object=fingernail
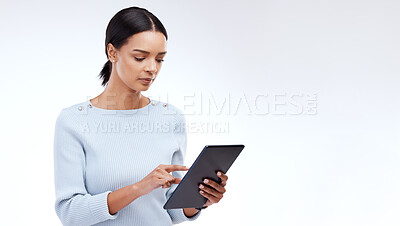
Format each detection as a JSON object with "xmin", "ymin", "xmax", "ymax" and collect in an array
[
  {"xmin": 217, "ymin": 172, "xmax": 222, "ymax": 176},
  {"xmin": 200, "ymin": 191, "xmax": 204, "ymax": 194},
  {"xmin": 204, "ymin": 179, "xmax": 209, "ymax": 183},
  {"xmin": 199, "ymin": 184, "xmax": 204, "ymax": 189}
]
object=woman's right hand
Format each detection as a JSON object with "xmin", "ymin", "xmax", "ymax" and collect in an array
[{"xmin": 136, "ymin": 164, "xmax": 189, "ymax": 196}]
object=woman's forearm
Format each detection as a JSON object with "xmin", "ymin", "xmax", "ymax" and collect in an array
[
  {"xmin": 107, "ymin": 183, "xmax": 201, "ymax": 217},
  {"xmin": 183, "ymin": 208, "xmax": 200, "ymax": 218},
  {"xmin": 107, "ymin": 184, "xmax": 143, "ymax": 215}
]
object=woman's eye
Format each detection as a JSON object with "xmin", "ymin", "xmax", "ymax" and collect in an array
[
  {"xmin": 134, "ymin": 57, "xmax": 145, "ymax": 61},
  {"xmin": 134, "ymin": 57, "xmax": 164, "ymax": 63}
]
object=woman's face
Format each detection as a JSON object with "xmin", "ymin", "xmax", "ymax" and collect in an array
[{"xmin": 108, "ymin": 31, "xmax": 167, "ymax": 91}]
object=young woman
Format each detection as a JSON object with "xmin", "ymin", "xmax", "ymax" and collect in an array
[{"xmin": 53, "ymin": 6, "xmax": 228, "ymax": 226}]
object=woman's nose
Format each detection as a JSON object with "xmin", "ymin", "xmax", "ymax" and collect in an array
[{"xmin": 145, "ymin": 60, "xmax": 157, "ymax": 74}]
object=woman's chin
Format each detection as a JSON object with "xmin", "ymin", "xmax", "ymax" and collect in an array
[{"xmin": 132, "ymin": 84, "xmax": 151, "ymax": 92}]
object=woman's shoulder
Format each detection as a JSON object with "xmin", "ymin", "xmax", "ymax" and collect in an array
[
  {"xmin": 150, "ymin": 98, "xmax": 186, "ymax": 123},
  {"xmin": 150, "ymin": 99, "xmax": 183, "ymax": 114},
  {"xmin": 55, "ymin": 100, "xmax": 91, "ymax": 126},
  {"xmin": 62, "ymin": 100, "xmax": 90, "ymax": 112}
]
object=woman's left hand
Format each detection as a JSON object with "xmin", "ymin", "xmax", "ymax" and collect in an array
[{"xmin": 198, "ymin": 171, "xmax": 228, "ymax": 207}]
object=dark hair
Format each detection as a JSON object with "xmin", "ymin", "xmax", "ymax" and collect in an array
[{"xmin": 98, "ymin": 6, "xmax": 168, "ymax": 87}]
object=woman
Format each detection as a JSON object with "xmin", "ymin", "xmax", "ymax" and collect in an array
[{"xmin": 53, "ymin": 6, "xmax": 228, "ymax": 226}]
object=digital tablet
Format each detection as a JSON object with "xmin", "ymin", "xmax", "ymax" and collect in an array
[{"xmin": 163, "ymin": 144, "xmax": 245, "ymax": 209}]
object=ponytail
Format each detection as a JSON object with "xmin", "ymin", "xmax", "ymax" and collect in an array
[{"xmin": 99, "ymin": 60, "xmax": 112, "ymax": 87}]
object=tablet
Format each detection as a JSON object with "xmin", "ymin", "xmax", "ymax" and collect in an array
[{"xmin": 163, "ymin": 144, "xmax": 245, "ymax": 209}]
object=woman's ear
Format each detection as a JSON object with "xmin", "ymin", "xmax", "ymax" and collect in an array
[{"xmin": 107, "ymin": 43, "xmax": 117, "ymax": 62}]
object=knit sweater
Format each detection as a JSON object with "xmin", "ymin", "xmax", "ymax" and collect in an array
[{"xmin": 53, "ymin": 97, "xmax": 202, "ymax": 226}]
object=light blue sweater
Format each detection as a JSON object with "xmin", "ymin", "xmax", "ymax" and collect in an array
[{"xmin": 53, "ymin": 98, "xmax": 202, "ymax": 225}]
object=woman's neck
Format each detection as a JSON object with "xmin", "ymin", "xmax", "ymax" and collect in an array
[{"xmin": 90, "ymin": 91, "xmax": 149, "ymax": 110}]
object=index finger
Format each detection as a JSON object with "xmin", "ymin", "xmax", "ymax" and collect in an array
[
  {"xmin": 162, "ymin": 164, "xmax": 190, "ymax": 173},
  {"xmin": 217, "ymin": 171, "xmax": 228, "ymax": 181}
]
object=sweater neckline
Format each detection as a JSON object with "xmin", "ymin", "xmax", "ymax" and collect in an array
[{"xmin": 87, "ymin": 97, "xmax": 153, "ymax": 116}]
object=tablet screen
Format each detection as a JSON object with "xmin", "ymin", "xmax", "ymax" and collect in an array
[{"xmin": 164, "ymin": 144, "xmax": 244, "ymax": 209}]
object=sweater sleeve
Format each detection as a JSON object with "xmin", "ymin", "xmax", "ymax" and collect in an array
[
  {"xmin": 53, "ymin": 108, "xmax": 119, "ymax": 226},
  {"xmin": 166, "ymin": 109, "xmax": 202, "ymax": 224}
]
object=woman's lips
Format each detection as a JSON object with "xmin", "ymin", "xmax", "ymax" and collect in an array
[{"xmin": 139, "ymin": 78, "xmax": 152, "ymax": 85}]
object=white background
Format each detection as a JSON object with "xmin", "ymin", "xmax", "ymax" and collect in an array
[{"xmin": 1, "ymin": 0, "xmax": 399, "ymax": 225}]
